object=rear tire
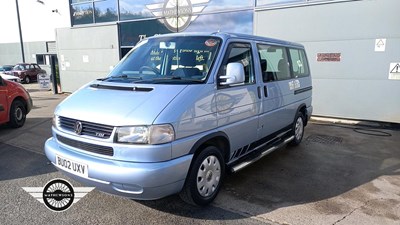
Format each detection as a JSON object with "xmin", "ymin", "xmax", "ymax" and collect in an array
[
  {"xmin": 8, "ymin": 100, "xmax": 27, "ymax": 128},
  {"xmin": 24, "ymin": 76, "xmax": 30, "ymax": 84},
  {"xmin": 179, "ymin": 146, "xmax": 225, "ymax": 206},
  {"xmin": 290, "ymin": 112, "xmax": 305, "ymax": 146}
]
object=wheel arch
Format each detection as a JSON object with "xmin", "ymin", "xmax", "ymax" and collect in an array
[
  {"xmin": 11, "ymin": 96, "xmax": 27, "ymax": 111},
  {"xmin": 295, "ymin": 103, "xmax": 308, "ymax": 126},
  {"xmin": 189, "ymin": 131, "xmax": 231, "ymax": 164}
]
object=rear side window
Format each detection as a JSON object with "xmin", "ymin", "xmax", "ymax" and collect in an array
[
  {"xmin": 257, "ymin": 44, "xmax": 291, "ymax": 82},
  {"xmin": 289, "ymin": 48, "xmax": 309, "ymax": 78}
]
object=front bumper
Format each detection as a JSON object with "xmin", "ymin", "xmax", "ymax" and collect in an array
[
  {"xmin": 44, "ymin": 137, "xmax": 193, "ymax": 200},
  {"xmin": 26, "ymin": 95, "xmax": 33, "ymax": 114}
]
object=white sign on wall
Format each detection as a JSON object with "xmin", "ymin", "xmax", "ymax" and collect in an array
[
  {"xmin": 61, "ymin": 62, "xmax": 66, "ymax": 71},
  {"xmin": 375, "ymin": 38, "xmax": 386, "ymax": 52},
  {"xmin": 83, "ymin": 55, "xmax": 89, "ymax": 63},
  {"xmin": 389, "ymin": 63, "xmax": 400, "ymax": 80}
]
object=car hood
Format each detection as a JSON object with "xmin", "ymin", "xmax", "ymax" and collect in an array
[
  {"xmin": 55, "ymin": 81, "xmax": 188, "ymax": 126},
  {"xmin": 1, "ymin": 73, "xmax": 19, "ymax": 80}
]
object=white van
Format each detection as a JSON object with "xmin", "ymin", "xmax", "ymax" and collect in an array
[{"xmin": 45, "ymin": 32, "xmax": 312, "ymax": 205}]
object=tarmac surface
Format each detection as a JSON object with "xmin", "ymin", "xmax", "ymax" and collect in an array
[{"xmin": 0, "ymin": 83, "xmax": 399, "ymax": 225}]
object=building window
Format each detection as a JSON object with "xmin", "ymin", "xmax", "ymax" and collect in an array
[
  {"xmin": 94, "ymin": 0, "xmax": 118, "ymax": 23},
  {"xmin": 36, "ymin": 54, "xmax": 53, "ymax": 66},
  {"xmin": 119, "ymin": 0, "xmax": 153, "ymax": 21},
  {"xmin": 36, "ymin": 55, "xmax": 45, "ymax": 65},
  {"xmin": 72, "ymin": 3, "xmax": 94, "ymax": 25},
  {"xmin": 256, "ymin": 0, "xmax": 303, "ymax": 7},
  {"xmin": 71, "ymin": 0, "xmax": 117, "ymax": 25},
  {"xmin": 256, "ymin": 0, "xmax": 341, "ymax": 7}
]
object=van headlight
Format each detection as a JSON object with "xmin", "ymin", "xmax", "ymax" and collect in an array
[
  {"xmin": 116, "ymin": 124, "xmax": 175, "ymax": 145},
  {"xmin": 52, "ymin": 114, "xmax": 59, "ymax": 129}
]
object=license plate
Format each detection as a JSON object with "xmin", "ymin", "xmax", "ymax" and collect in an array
[{"xmin": 56, "ymin": 155, "xmax": 88, "ymax": 178}]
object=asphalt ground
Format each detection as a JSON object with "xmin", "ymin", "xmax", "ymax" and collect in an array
[{"xmin": 0, "ymin": 83, "xmax": 399, "ymax": 225}]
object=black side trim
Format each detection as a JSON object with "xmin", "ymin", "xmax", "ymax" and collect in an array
[
  {"xmin": 294, "ymin": 86, "xmax": 312, "ymax": 95},
  {"xmin": 0, "ymin": 104, "xmax": 4, "ymax": 111},
  {"xmin": 90, "ymin": 84, "xmax": 153, "ymax": 92},
  {"xmin": 228, "ymin": 124, "xmax": 292, "ymax": 164}
]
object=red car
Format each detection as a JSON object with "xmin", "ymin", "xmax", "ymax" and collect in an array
[
  {"xmin": 11, "ymin": 63, "xmax": 46, "ymax": 84},
  {"xmin": 0, "ymin": 75, "xmax": 33, "ymax": 128}
]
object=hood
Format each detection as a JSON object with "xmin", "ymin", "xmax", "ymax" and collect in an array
[
  {"xmin": 55, "ymin": 81, "xmax": 187, "ymax": 126},
  {"xmin": 1, "ymin": 73, "xmax": 20, "ymax": 81}
]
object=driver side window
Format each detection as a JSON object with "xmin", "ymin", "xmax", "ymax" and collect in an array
[{"xmin": 218, "ymin": 43, "xmax": 255, "ymax": 86}]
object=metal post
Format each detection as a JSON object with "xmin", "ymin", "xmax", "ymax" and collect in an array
[
  {"xmin": 50, "ymin": 55, "xmax": 58, "ymax": 94},
  {"xmin": 15, "ymin": 0, "xmax": 25, "ymax": 63}
]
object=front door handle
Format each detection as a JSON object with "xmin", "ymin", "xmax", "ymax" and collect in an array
[{"xmin": 257, "ymin": 86, "xmax": 261, "ymax": 99}]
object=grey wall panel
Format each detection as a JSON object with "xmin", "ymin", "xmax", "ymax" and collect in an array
[
  {"xmin": 0, "ymin": 43, "xmax": 22, "ymax": 64},
  {"xmin": 60, "ymin": 71, "xmax": 107, "ymax": 93},
  {"xmin": 303, "ymin": 38, "xmax": 400, "ymax": 80},
  {"xmin": 255, "ymin": 0, "xmax": 400, "ymax": 41},
  {"xmin": 0, "ymin": 41, "xmax": 48, "ymax": 65},
  {"xmin": 24, "ymin": 42, "xmax": 49, "ymax": 63},
  {"xmin": 56, "ymin": 24, "xmax": 120, "ymax": 93},
  {"xmin": 255, "ymin": 0, "xmax": 400, "ymax": 123},
  {"xmin": 313, "ymin": 79, "xmax": 400, "ymax": 123}
]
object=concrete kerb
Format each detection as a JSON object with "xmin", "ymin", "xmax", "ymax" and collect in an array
[{"xmin": 310, "ymin": 116, "xmax": 400, "ymax": 130}]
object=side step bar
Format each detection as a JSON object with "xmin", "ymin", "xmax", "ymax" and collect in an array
[{"xmin": 230, "ymin": 135, "xmax": 294, "ymax": 173}]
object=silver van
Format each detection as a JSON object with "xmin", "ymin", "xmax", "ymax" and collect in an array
[{"xmin": 45, "ymin": 32, "xmax": 312, "ymax": 205}]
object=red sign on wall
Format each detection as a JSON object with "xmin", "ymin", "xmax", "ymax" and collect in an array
[{"xmin": 317, "ymin": 53, "xmax": 341, "ymax": 62}]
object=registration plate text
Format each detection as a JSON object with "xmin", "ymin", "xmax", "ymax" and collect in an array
[{"xmin": 56, "ymin": 155, "xmax": 88, "ymax": 178}]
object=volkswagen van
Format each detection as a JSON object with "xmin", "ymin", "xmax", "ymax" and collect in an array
[{"xmin": 45, "ymin": 32, "xmax": 312, "ymax": 205}]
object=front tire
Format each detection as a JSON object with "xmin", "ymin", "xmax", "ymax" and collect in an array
[
  {"xmin": 290, "ymin": 112, "xmax": 305, "ymax": 146},
  {"xmin": 8, "ymin": 100, "xmax": 27, "ymax": 128},
  {"xmin": 179, "ymin": 146, "xmax": 225, "ymax": 206}
]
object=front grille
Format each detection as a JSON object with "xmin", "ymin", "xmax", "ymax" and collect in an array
[
  {"xmin": 57, "ymin": 135, "xmax": 114, "ymax": 156},
  {"xmin": 58, "ymin": 116, "xmax": 114, "ymax": 139}
]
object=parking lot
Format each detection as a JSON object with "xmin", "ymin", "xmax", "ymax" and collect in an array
[{"xmin": 0, "ymin": 84, "xmax": 399, "ymax": 225}]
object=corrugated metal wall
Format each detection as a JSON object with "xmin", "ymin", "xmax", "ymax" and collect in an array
[{"xmin": 255, "ymin": 0, "xmax": 400, "ymax": 123}]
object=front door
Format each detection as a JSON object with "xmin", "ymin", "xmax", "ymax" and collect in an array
[{"xmin": 215, "ymin": 42, "xmax": 261, "ymax": 160}]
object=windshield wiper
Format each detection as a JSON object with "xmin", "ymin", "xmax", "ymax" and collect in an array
[
  {"xmin": 113, "ymin": 74, "xmax": 128, "ymax": 78},
  {"xmin": 153, "ymin": 76, "xmax": 182, "ymax": 80},
  {"xmin": 98, "ymin": 75, "xmax": 142, "ymax": 81},
  {"xmin": 146, "ymin": 76, "xmax": 203, "ymax": 84}
]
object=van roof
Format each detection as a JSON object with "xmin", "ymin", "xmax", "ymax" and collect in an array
[{"xmin": 148, "ymin": 32, "xmax": 304, "ymax": 48}]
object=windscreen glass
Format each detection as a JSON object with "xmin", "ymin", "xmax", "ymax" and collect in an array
[{"xmin": 107, "ymin": 36, "xmax": 221, "ymax": 84}]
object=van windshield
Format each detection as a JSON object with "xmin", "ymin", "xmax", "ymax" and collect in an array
[{"xmin": 107, "ymin": 36, "xmax": 222, "ymax": 84}]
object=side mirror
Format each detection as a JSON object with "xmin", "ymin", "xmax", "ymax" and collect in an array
[{"xmin": 220, "ymin": 62, "xmax": 245, "ymax": 86}]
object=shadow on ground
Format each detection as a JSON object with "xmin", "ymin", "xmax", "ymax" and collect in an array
[
  {"xmin": 135, "ymin": 123, "xmax": 400, "ymax": 219},
  {"xmin": 0, "ymin": 117, "xmax": 55, "ymax": 181},
  {"xmin": 0, "ymin": 143, "xmax": 56, "ymax": 181}
]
